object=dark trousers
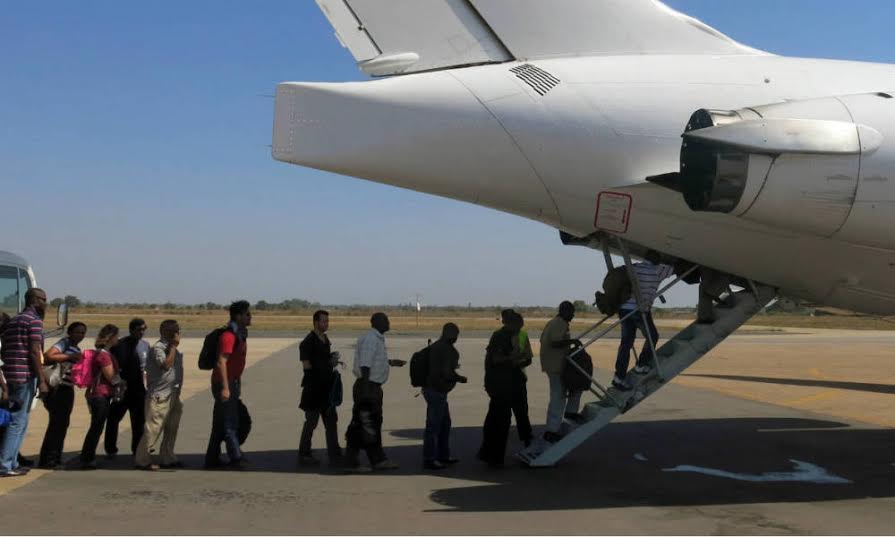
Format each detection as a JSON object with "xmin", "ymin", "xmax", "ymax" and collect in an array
[
  {"xmin": 81, "ymin": 397, "xmax": 111, "ymax": 463},
  {"xmin": 344, "ymin": 379, "xmax": 386, "ymax": 466},
  {"xmin": 510, "ymin": 382, "xmax": 533, "ymax": 444},
  {"xmin": 206, "ymin": 380, "xmax": 243, "ymax": 464},
  {"xmin": 39, "ymin": 385, "xmax": 75, "ymax": 466},
  {"xmin": 299, "ymin": 407, "xmax": 341, "ymax": 459},
  {"xmin": 422, "ymin": 388, "xmax": 451, "ymax": 462},
  {"xmin": 615, "ymin": 310, "xmax": 660, "ymax": 379},
  {"xmin": 105, "ymin": 387, "xmax": 145, "ymax": 455},
  {"xmin": 479, "ymin": 388, "xmax": 512, "ymax": 465}
]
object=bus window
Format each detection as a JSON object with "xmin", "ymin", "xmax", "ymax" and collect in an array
[{"xmin": 0, "ymin": 265, "xmax": 19, "ymax": 316}]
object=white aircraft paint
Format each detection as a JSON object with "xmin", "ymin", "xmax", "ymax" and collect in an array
[
  {"xmin": 663, "ymin": 459, "xmax": 851, "ymax": 484},
  {"xmin": 276, "ymin": 0, "xmax": 895, "ymax": 316}
]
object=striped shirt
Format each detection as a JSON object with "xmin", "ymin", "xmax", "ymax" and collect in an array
[
  {"xmin": 353, "ymin": 329, "xmax": 390, "ymax": 384},
  {"xmin": 0, "ymin": 306, "xmax": 44, "ymax": 384},
  {"xmin": 621, "ymin": 263, "xmax": 675, "ymax": 311}
]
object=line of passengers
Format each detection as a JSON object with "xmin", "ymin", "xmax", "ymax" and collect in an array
[{"xmin": 1, "ymin": 253, "xmax": 698, "ymax": 476}]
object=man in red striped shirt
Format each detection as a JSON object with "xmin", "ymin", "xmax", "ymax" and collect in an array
[{"xmin": 0, "ymin": 288, "xmax": 49, "ymax": 477}]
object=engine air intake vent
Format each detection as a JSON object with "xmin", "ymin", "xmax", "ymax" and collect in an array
[{"xmin": 510, "ymin": 64, "xmax": 560, "ymax": 96}]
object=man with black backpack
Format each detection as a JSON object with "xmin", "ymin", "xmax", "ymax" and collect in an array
[
  {"xmin": 204, "ymin": 300, "xmax": 252, "ymax": 470},
  {"xmin": 421, "ymin": 323, "xmax": 467, "ymax": 471},
  {"xmin": 540, "ymin": 301, "xmax": 584, "ymax": 444}
]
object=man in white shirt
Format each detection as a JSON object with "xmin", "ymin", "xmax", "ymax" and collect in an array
[
  {"xmin": 344, "ymin": 312, "xmax": 405, "ymax": 473},
  {"xmin": 613, "ymin": 251, "xmax": 675, "ymax": 391}
]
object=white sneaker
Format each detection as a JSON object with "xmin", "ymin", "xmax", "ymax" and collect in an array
[
  {"xmin": 633, "ymin": 364, "xmax": 652, "ymax": 375},
  {"xmin": 611, "ymin": 375, "xmax": 633, "ymax": 391}
]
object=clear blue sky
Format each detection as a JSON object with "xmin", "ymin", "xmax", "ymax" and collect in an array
[{"xmin": 3, "ymin": 1, "xmax": 893, "ymax": 306}]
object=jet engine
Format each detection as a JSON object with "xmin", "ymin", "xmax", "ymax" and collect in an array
[{"xmin": 657, "ymin": 93, "xmax": 894, "ymax": 237}]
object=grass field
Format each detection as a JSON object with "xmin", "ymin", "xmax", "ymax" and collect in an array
[{"xmin": 57, "ymin": 307, "xmax": 895, "ymax": 335}]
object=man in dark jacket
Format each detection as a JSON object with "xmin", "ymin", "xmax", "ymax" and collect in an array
[
  {"xmin": 106, "ymin": 318, "xmax": 148, "ymax": 456},
  {"xmin": 477, "ymin": 315, "xmax": 528, "ymax": 466},
  {"xmin": 422, "ymin": 323, "xmax": 467, "ymax": 470},
  {"xmin": 298, "ymin": 310, "xmax": 342, "ymax": 466}
]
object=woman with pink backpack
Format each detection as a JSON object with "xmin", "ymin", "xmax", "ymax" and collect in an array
[{"xmin": 76, "ymin": 324, "xmax": 123, "ymax": 470}]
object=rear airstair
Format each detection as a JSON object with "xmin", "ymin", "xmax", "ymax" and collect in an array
[{"xmin": 517, "ymin": 243, "xmax": 778, "ymax": 467}]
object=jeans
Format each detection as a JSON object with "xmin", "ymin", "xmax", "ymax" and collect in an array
[
  {"xmin": 105, "ymin": 387, "xmax": 145, "ymax": 455},
  {"xmin": 344, "ymin": 379, "xmax": 386, "ymax": 467},
  {"xmin": 298, "ymin": 407, "xmax": 340, "ymax": 459},
  {"xmin": 206, "ymin": 380, "xmax": 242, "ymax": 464},
  {"xmin": 135, "ymin": 393, "xmax": 183, "ymax": 467},
  {"xmin": 422, "ymin": 388, "xmax": 451, "ymax": 462},
  {"xmin": 0, "ymin": 380, "xmax": 37, "ymax": 472},
  {"xmin": 545, "ymin": 373, "xmax": 581, "ymax": 433},
  {"xmin": 615, "ymin": 310, "xmax": 660, "ymax": 379},
  {"xmin": 39, "ymin": 384, "xmax": 75, "ymax": 466},
  {"xmin": 80, "ymin": 396, "xmax": 111, "ymax": 463}
]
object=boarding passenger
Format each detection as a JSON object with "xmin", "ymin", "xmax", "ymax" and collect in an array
[
  {"xmin": 298, "ymin": 310, "xmax": 342, "ymax": 466},
  {"xmin": 0, "ymin": 288, "xmax": 49, "ymax": 477},
  {"xmin": 205, "ymin": 301, "xmax": 252, "ymax": 470},
  {"xmin": 478, "ymin": 315, "xmax": 529, "ymax": 466},
  {"xmin": 38, "ymin": 322, "xmax": 87, "ymax": 469},
  {"xmin": 79, "ymin": 324, "xmax": 122, "ymax": 470},
  {"xmin": 344, "ymin": 312, "xmax": 403, "ymax": 473},
  {"xmin": 135, "ymin": 320, "xmax": 184, "ymax": 471},
  {"xmin": 509, "ymin": 312, "xmax": 533, "ymax": 448},
  {"xmin": 422, "ymin": 323, "xmax": 467, "ymax": 470},
  {"xmin": 540, "ymin": 301, "xmax": 584, "ymax": 443},
  {"xmin": 697, "ymin": 267, "xmax": 733, "ymax": 324},
  {"xmin": 612, "ymin": 250, "xmax": 675, "ymax": 391},
  {"xmin": 106, "ymin": 318, "xmax": 148, "ymax": 457}
]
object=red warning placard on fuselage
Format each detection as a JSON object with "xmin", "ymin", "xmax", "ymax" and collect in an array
[{"xmin": 594, "ymin": 191, "xmax": 632, "ymax": 233}]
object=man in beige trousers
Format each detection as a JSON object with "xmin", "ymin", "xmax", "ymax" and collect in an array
[{"xmin": 135, "ymin": 320, "xmax": 184, "ymax": 471}]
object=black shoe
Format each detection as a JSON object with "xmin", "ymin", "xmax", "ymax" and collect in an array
[
  {"xmin": 298, "ymin": 454, "xmax": 321, "ymax": 466},
  {"xmin": 17, "ymin": 455, "xmax": 34, "ymax": 468},
  {"xmin": 696, "ymin": 317, "xmax": 716, "ymax": 325},
  {"xmin": 38, "ymin": 461, "xmax": 64, "ymax": 471},
  {"xmin": 438, "ymin": 458, "xmax": 460, "ymax": 466},
  {"xmin": 423, "ymin": 460, "xmax": 447, "ymax": 471},
  {"xmin": 160, "ymin": 461, "xmax": 184, "ymax": 469},
  {"xmin": 80, "ymin": 460, "xmax": 98, "ymax": 471},
  {"xmin": 204, "ymin": 459, "xmax": 224, "ymax": 470},
  {"xmin": 543, "ymin": 431, "xmax": 564, "ymax": 443},
  {"xmin": 228, "ymin": 457, "xmax": 250, "ymax": 471},
  {"xmin": 564, "ymin": 412, "xmax": 586, "ymax": 425}
]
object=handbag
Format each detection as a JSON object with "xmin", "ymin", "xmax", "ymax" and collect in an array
[
  {"xmin": 42, "ymin": 363, "xmax": 63, "ymax": 389},
  {"xmin": 329, "ymin": 371, "xmax": 343, "ymax": 408}
]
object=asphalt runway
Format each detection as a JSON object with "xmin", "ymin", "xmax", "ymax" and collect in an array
[{"xmin": 5, "ymin": 335, "xmax": 895, "ymax": 535}]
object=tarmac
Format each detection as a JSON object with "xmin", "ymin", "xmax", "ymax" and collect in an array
[{"xmin": 3, "ymin": 331, "xmax": 895, "ymax": 535}]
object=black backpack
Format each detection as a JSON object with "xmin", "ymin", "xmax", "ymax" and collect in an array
[
  {"xmin": 409, "ymin": 341, "xmax": 433, "ymax": 388},
  {"xmin": 595, "ymin": 266, "xmax": 633, "ymax": 316},
  {"xmin": 197, "ymin": 327, "xmax": 231, "ymax": 371},
  {"xmin": 562, "ymin": 349, "xmax": 594, "ymax": 392}
]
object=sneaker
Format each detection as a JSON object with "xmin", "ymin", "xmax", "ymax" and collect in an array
[
  {"xmin": 0, "ymin": 468, "xmax": 29, "ymax": 477},
  {"xmin": 345, "ymin": 464, "xmax": 373, "ymax": 474},
  {"xmin": 298, "ymin": 454, "xmax": 321, "ymax": 466},
  {"xmin": 372, "ymin": 460, "xmax": 399, "ymax": 471},
  {"xmin": 633, "ymin": 364, "xmax": 652, "ymax": 375},
  {"xmin": 564, "ymin": 412, "xmax": 586, "ymax": 425},
  {"xmin": 423, "ymin": 460, "xmax": 447, "ymax": 471},
  {"xmin": 135, "ymin": 464, "xmax": 160, "ymax": 472},
  {"xmin": 543, "ymin": 431, "xmax": 564, "ymax": 443},
  {"xmin": 612, "ymin": 375, "xmax": 633, "ymax": 391}
]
